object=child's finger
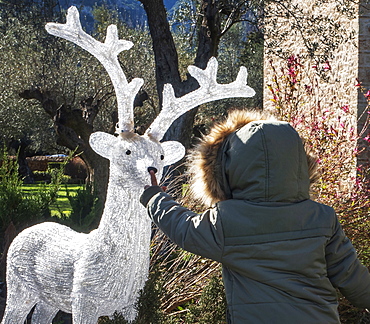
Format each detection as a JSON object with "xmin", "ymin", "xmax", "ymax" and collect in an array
[{"xmin": 149, "ymin": 170, "xmax": 158, "ymax": 186}]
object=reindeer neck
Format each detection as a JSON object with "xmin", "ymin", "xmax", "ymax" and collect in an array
[{"xmin": 95, "ymin": 178, "xmax": 148, "ymax": 238}]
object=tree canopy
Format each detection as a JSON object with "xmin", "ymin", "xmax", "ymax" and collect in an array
[{"xmin": 0, "ymin": 0, "xmax": 355, "ymax": 201}]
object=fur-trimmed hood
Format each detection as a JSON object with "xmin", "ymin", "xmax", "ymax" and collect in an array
[{"xmin": 187, "ymin": 109, "xmax": 317, "ymax": 207}]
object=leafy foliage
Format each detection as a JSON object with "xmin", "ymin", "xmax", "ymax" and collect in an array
[
  {"xmin": 184, "ymin": 275, "xmax": 227, "ymax": 324},
  {"xmin": 134, "ymin": 268, "xmax": 166, "ymax": 324},
  {"xmin": 240, "ymin": 30, "xmax": 264, "ymax": 108},
  {"xmin": 263, "ymin": 0, "xmax": 357, "ymax": 64},
  {"xmin": 0, "ymin": 148, "xmax": 59, "ymax": 231},
  {"xmin": 0, "ymin": 0, "xmax": 63, "ymax": 153},
  {"xmin": 63, "ymin": 183, "xmax": 103, "ymax": 233},
  {"xmin": 0, "ymin": 147, "xmax": 71, "ymax": 281}
]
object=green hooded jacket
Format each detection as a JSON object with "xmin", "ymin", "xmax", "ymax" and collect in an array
[{"xmin": 140, "ymin": 119, "xmax": 370, "ymax": 323}]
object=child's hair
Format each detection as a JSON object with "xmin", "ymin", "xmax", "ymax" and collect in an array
[{"xmin": 186, "ymin": 109, "xmax": 319, "ymax": 207}]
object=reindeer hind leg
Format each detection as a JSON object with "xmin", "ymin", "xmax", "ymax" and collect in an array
[
  {"xmin": 1, "ymin": 284, "xmax": 37, "ymax": 324},
  {"xmin": 31, "ymin": 301, "xmax": 59, "ymax": 324}
]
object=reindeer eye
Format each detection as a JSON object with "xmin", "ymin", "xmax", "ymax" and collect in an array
[
  {"xmin": 160, "ymin": 154, "xmax": 164, "ymax": 160},
  {"xmin": 126, "ymin": 150, "xmax": 132, "ymax": 155}
]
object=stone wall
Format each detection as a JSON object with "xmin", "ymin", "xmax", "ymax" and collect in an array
[
  {"xmin": 263, "ymin": 0, "xmax": 369, "ymax": 165},
  {"xmin": 358, "ymin": 2, "xmax": 370, "ymax": 163},
  {"xmin": 264, "ymin": 0, "xmax": 359, "ymax": 112}
]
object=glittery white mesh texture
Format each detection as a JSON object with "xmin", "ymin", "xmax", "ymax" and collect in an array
[
  {"xmin": 1, "ymin": 6, "xmax": 255, "ymax": 324},
  {"xmin": 1, "ymin": 134, "xmax": 183, "ymax": 324},
  {"xmin": 145, "ymin": 57, "xmax": 256, "ymax": 140},
  {"xmin": 45, "ymin": 6, "xmax": 143, "ymax": 133}
]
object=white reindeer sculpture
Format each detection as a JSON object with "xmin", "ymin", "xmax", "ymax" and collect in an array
[{"xmin": 1, "ymin": 6, "xmax": 255, "ymax": 324}]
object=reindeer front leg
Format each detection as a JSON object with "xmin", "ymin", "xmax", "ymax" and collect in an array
[{"xmin": 72, "ymin": 297, "xmax": 100, "ymax": 324}]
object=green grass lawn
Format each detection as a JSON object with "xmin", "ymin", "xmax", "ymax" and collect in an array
[{"xmin": 21, "ymin": 184, "xmax": 83, "ymax": 217}]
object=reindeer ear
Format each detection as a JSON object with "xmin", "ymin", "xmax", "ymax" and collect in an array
[
  {"xmin": 161, "ymin": 141, "xmax": 186, "ymax": 166},
  {"xmin": 89, "ymin": 132, "xmax": 117, "ymax": 159}
]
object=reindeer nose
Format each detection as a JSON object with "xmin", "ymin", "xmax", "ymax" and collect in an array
[{"xmin": 147, "ymin": 167, "xmax": 158, "ymax": 174}]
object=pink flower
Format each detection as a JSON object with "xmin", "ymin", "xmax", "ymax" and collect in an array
[
  {"xmin": 287, "ymin": 55, "xmax": 299, "ymax": 65},
  {"xmin": 355, "ymin": 78, "xmax": 362, "ymax": 87},
  {"xmin": 271, "ymin": 95, "xmax": 278, "ymax": 103},
  {"xmin": 323, "ymin": 61, "xmax": 331, "ymax": 71},
  {"xmin": 364, "ymin": 90, "xmax": 370, "ymax": 99},
  {"xmin": 341, "ymin": 105, "xmax": 350, "ymax": 113},
  {"xmin": 288, "ymin": 67, "xmax": 296, "ymax": 76},
  {"xmin": 364, "ymin": 136, "xmax": 370, "ymax": 143}
]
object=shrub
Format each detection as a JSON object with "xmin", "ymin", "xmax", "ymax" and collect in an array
[
  {"xmin": 0, "ymin": 149, "xmax": 49, "ymax": 231},
  {"xmin": 267, "ymin": 55, "xmax": 370, "ymax": 321},
  {"xmin": 64, "ymin": 183, "xmax": 102, "ymax": 233},
  {"xmin": 184, "ymin": 275, "xmax": 227, "ymax": 324},
  {"xmin": 134, "ymin": 267, "xmax": 165, "ymax": 324},
  {"xmin": 0, "ymin": 147, "xmax": 71, "ymax": 281}
]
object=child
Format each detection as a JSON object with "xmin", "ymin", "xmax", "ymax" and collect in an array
[{"xmin": 140, "ymin": 110, "xmax": 370, "ymax": 323}]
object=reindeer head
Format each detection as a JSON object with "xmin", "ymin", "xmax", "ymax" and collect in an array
[
  {"xmin": 89, "ymin": 132, "xmax": 184, "ymax": 186},
  {"xmin": 45, "ymin": 6, "xmax": 255, "ymax": 187}
]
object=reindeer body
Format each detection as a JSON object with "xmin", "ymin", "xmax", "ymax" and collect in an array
[
  {"xmin": 2, "ymin": 6, "xmax": 255, "ymax": 323},
  {"xmin": 5, "ymin": 223, "xmax": 86, "ymax": 317},
  {"xmin": 2, "ymin": 134, "xmax": 167, "ymax": 323}
]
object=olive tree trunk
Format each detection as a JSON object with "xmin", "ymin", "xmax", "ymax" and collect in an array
[
  {"xmin": 19, "ymin": 89, "xmax": 109, "ymax": 203},
  {"xmin": 139, "ymin": 0, "xmax": 222, "ymax": 147}
]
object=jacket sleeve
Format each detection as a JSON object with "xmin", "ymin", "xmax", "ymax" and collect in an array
[
  {"xmin": 326, "ymin": 216, "xmax": 370, "ymax": 309},
  {"xmin": 140, "ymin": 187, "xmax": 224, "ymax": 262}
]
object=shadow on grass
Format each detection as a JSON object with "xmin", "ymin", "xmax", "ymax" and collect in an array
[{"xmin": 21, "ymin": 184, "xmax": 83, "ymax": 217}]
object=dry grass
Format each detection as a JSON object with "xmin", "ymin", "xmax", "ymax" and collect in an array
[{"xmin": 150, "ymin": 230, "xmax": 221, "ymax": 315}]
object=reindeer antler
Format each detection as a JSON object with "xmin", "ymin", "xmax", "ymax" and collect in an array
[
  {"xmin": 46, "ymin": 7, "xmax": 255, "ymax": 138},
  {"xmin": 45, "ymin": 6, "xmax": 143, "ymax": 133},
  {"xmin": 145, "ymin": 57, "xmax": 255, "ymax": 140}
]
